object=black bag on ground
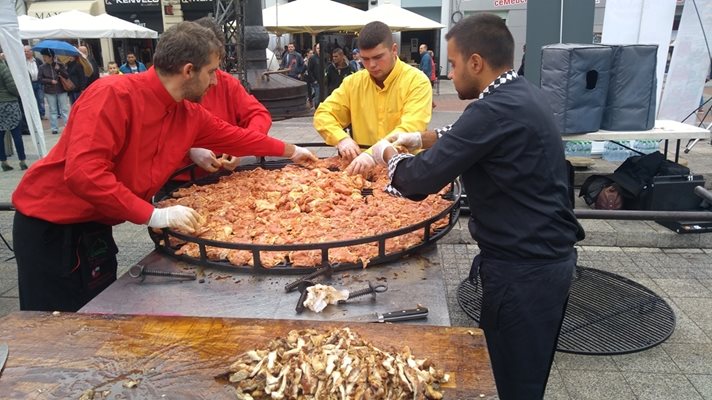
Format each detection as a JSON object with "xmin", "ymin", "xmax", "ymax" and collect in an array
[
  {"xmin": 608, "ymin": 151, "xmax": 690, "ymax": 209},
  {"xmin": 579, "ymin": 174, "xmax": 616, "ymax": 207}
]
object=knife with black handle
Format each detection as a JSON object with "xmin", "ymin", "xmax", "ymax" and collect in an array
[{"xmin": 337, "ymin": 307, "xmax": 429, "ymax": 323}]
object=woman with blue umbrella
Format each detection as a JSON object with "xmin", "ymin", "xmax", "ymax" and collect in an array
[{"xmin": 37, "ymin": 48, "xmax": 71, "ymax": 135}]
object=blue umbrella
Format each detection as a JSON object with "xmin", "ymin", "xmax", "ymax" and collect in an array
[{"xmin": 32, "ymin": 40, "xmax": 80, "ymax": 57}]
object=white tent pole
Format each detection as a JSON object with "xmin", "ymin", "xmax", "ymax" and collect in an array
[{"xmin": 0, "ymin": 2, "xmax": 47, "ymax": 158}]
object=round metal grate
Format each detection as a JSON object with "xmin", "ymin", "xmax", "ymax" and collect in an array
[{"xmin": 457, "ymin": 266, "xmax": 676, "ymax": 355}]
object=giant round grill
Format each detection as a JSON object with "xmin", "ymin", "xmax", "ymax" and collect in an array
[{"xmin": 150, "ymin": 155, "xmax": 461, "ymax": 274}]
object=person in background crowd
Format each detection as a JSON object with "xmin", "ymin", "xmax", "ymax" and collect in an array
[
  {"xmin": 349, "ymin": 48, "xmax": 363, "ymax": 71},
  {"xmin": 184, "ymin": 16, "xmax": 273, "ymax": 174},
  {"xmin": 303, "ymin": 48, "xmax": 315, "ymax": 109},
  {"xmin": 19, "ymin": 45, "xmax": 44, "ymax": 135},
  {"xmin": 314, "ymin": 21, "xmax": 432, "ymax": 176},
  {"xmin": 428, "ymin": 50, "xmax": 437, "ymax": 82},
  {"xmin": 12, "ymin": 21, "xmax": 316, "ymax": 313},
  {"xmin": 119, "ymin": 52, "xmax": 147, "ymax": 74},
  {"xmin": 106, "ymin": 61, "xmax": 121, "ymax": 76},
  {"xmin": 279, "ymin": 43, "xmax": 304, "ymax": 79},
  {"xmin": 307, "ymin": 43, "xmax": 321, "ymax": 109},
  {"xmin": 78, "ymin": 45, "xmax": 100, "ymax": 86},
  {"xmin": 22, "ymin": 45, "xmax": 44, "ymax": 120},
  {"xmin": 418, "ymin": 44, "xmax": 434, "ymax": 87},
  {"xmin": 517, "ymin": 43, "xmax": 526, "ymax": 76},
  {"xmin": 371, "ymin": 14, "xmax": 584, "ymax": 399},
  {"xmin": 0, "ymin": 48, "xmax": 28, "ymax": 171},
  {"xmin": 38, "ymin": 49, "xmax": 71, "ymax": 135},
  {"xmin": 66, "ymin": 55, "xmax": 87, "ymax": 104},
  {"xmin": 325, "ymin": 47, "xmax": 355, "ymax": 98}
]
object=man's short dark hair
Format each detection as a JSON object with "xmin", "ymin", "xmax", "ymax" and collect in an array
[
  {"xmin": 332, "ymin": 48, "xmax": 344, "ymax": 56},
  {"xmin": 126, "ymin": 51, "xmax": 135, "ymax": 57},
  {"xmin": 445, "ymin": 13, "xmax": 514, "ymax": 69},
  {"xmin": 153, "ymin": 21, "xmax": 224, "ymax": 75},
  {"xmin": 193, "ymin": 16, "xmax": 226, "ymax": 47},
  {"xmin": 358, "ymin": 21, "xmax": 393, "ymax": 50}
]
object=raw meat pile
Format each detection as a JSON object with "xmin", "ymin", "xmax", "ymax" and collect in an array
[{"xmin": 156, "ymin": 158, "xmax": 452, "ymax": 268}]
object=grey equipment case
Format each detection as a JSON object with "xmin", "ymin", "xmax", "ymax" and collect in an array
[
  {"xmin": 541, "ymin": 43, "xmax": 613, "ymax": 134},
  {"xmin": 600, "ymin": 44, "xmax": 657, "ymax": 131}
]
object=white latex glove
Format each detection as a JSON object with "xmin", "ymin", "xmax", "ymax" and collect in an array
[
  {"xmin": 387, "ymin": 132, "xmax": 422, "ymax": 153},
  {"xmin": 345, "ymin": 152, "xmax": 376, "ymax": 175},
  {"xmin": 336, "ymin": 137, "xmax": 361, "ymax": 161},
  {"xmin": 148, "ymin": 205, "xmax": 202, "ymax": 233},
  {"xmin": 189, "ymin": 148, "xmax": 220, "ymax": 173},
  {"xmin": 371, "ymin": 139, "xmax": 396, "ymax": 166},
  {"xmin": 220, "ymin": 154, "xmax": 240, "ymax": 171},
  {"xmin": 290, "ymin": 145, "xmax": 318, "ymax": 163}
]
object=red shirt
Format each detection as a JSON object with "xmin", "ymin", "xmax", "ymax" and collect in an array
[
  {"xmin": 12, "ymin": 67, "xmax": 285, "ymax": 226},
  {"xmin": 202, "ymin": 69, "xmax": 271, "ymax": 133},
  {"xmin": 175, "ymin": 69, "xmax": 273, "ymax": 179}
]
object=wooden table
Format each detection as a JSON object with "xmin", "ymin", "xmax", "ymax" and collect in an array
[
  {"xmin": 80, "ymin": 246, "xmax": 452, "ymax": 326},
  {"xmin": 560, "ymin": 119, "xmax": 710, "ymax": 162},
  {"xmin": 0, "ymin": 311, "xmax": 497, "ymax": 399}
]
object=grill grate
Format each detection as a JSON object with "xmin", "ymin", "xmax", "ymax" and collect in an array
[{"xmin": 457, "ymin": 266, "xmax": 676, "ymax": 355}]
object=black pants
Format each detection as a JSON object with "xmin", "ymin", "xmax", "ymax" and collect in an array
[
  {"xmin": 477, "ymin": 252, "xmax": 575, "ymax": 400},
  {"xmin": 14, "ymin": 211, "xmax": 118, "ymax": 312}
]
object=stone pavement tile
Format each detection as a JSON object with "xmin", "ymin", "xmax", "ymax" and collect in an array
[
  {"xmin": 0, "ymin": 278, "xmax": 17, "ymax": 296},
  {"xmin": 0, "ymin": 296, "xmax": 19, "ymax": 316},
  {"xmin": 622, "ymin": 372, "xmax": 704, "ymax": 400},
  {"xmin": 700, "ymin": 279, "xmax": 712, "ymax": 291},
  {"xmin": 653, "ymin": 279, "xmax": 712, "ymax": 298},
  {"xmin": 544, "ymin": 367, "xmax": 571, "ymax": 400},
  {"xmin": 671, "ymin": 297, "xmax": 712, "ymax": 337},
  {"xmin": 663, "ymin": 300, "xmax": 712, "ymax": 345},
  {"xmin": 559, "ymin": 370, "xmax": 636, "ymax": 400},
  {"xmin": 578, "ymin": 221, "xmax": 617, "ymax": 247},
  {"xmin": 700, "ymin": 234, "xmax": 712, "ymax": 249},
  {"xmin": 578, "ymin": 246, "xmax": 624, "ymax": 252},
  {"xmin": 687, "ymin": 374, "xmax": 712, "ymax": 399},
  {"xmin": 664, "ymin": 248, "xmax": 707, "ymax": 254},
  {"xmin": 1, "ymin": 285, "xmax": 18, "ymax": 298},
  {"xmin": 621, "ymin": 247, "xmax": 664, "ymax": 253},
  {"xmin": 554, "ymin": 352, "xmax": 618, "ymax": 372},
  {"xmin": 663, "ymin": 343, "xmax": 712, "ymax": 374},
  {"xmin": 611, "ymin": 345, "xmax": 680, "ymax": 373},
  {"xmin": 658, "ymin": 232, "xmax": 702, "ymax": 249}
]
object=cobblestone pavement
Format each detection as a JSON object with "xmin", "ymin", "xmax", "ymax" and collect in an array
[{"xmin": 0, "ymin": 79, "xmax": 710, "ymax": 399}]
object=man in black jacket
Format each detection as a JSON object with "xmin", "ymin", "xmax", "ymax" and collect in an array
[
  {"xmin": 324, "ymin": 47, "xmax": 354, "ymax": 98},
  {"xmin": 371, "ymin": 14, "xmax": 584, "ymax": 400}
]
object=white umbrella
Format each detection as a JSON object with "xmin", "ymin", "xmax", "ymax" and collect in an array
[
  {"xmin": 262, "ymin": 0, "xmax": 370, "ymax": 35},
  {"xmin": 365, "ymin": 3, "xmax": 444, "ymax": 31}
]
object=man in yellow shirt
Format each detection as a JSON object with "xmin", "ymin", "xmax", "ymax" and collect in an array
[{"xmin": 313, "ymin": 21, "xmax": 432, "ymax": 175}]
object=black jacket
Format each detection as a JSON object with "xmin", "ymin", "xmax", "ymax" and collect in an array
[
  {"xmin": 392, "ymin": 77, "xmax": 584, "ymax": 260},
  {"xmin": 38, "ymin": 61, "xmax": 69, "ymax": 94},
  {"xmin": 66, "ymin": 60, "xmax": 86, "ymax": 92}
]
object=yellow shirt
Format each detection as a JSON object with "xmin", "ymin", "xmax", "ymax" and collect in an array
[{"xmin": 314, "ymin": 59, "xmax": 432, "ymax": 149}]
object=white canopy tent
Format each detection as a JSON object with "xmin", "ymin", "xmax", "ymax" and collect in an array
[
  {"xmin": 263, "ymin": 0, "xmax": 371, "ymax": 46},
  {"xmin": 0, "ymin": 3, "xmax": 47, "ymax": 158},
  {"xmin": 93, "ymin": 13, "xmax": 158, "ymax": 39},
  {"xmin": 364, "ymin": 3, "xmax": 444, "ymax": 31},
  {"xmin": 19, "ymin": 10, "xmax": 158, "ymax": 39}
]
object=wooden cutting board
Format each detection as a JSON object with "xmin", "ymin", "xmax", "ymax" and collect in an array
[{"xmin": 0, "ymin": 312, "xmax": 497, "ymax": 399}]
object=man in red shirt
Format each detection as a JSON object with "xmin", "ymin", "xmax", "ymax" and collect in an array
[
  {"xmin": 187, "ymin": 17, "xmax": 272, "ymax": 173},
  {"xmin": 11, "ymin": 21, "xmax": 316, "ymax": 312}
]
